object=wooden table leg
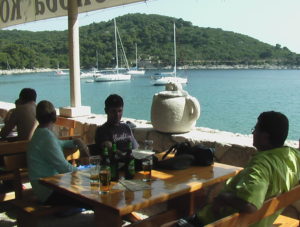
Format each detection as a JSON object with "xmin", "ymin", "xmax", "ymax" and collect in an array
[
  {"xmin": 94, "ymin": 207, "xmax": 123, "ymax": 227},
  {"xmin": 168, "ymin": 192, "xmax": 193, "ymax": 217},
  {"xmin": 126, "ymin": 189, "xmax": 209, "ymax": 227},
  {"xmin": 129, "ymin": 191, "xmax": 205, "ymax": 227},
  {"xmin": 167, "ymin": 189, "xmax": 206, "ymax": 216}
]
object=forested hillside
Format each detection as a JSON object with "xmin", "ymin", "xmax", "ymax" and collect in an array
[{"xmin": 1, "ymin": 13, "xmax": 299, "ymax": 69}]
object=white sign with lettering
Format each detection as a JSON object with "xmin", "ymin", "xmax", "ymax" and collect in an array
[{"xmin": 0, "ymin": 0, "xmax": 146, "ymax": 29}]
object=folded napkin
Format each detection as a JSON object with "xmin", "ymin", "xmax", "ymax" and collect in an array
[{"xmin": 119, "ymin": 179, "xmax": 151, "ymax": 191}]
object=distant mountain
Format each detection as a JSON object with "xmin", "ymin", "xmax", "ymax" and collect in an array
[{"xmin": 1, "ymin": 13, "xmax": 299, "ymax": 69}]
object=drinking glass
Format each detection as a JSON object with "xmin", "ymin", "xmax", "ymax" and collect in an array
[
  {"xmin": 89, "ymin": 155, "xmax": 100, "ymax": 184},
  {"xmin": 99, "ymin": 165, "xmax": 111, "ymax": 194},
  {"xmin": 142, "ymin": 156, "xmax": 152, "ymax": 182},
  {"xmin": 144, "ymin": 140, "xmax": 153, "ymax": 152}
]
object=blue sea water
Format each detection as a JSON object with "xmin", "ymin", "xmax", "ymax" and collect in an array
[{"xmin": 0, "ymin": 69, "xmax": 299, "ymax": 140}]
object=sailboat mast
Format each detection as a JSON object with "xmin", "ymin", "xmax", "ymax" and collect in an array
[
  {"xmin": 114, "ymin": 18, "xmax": 119, "ymax": 74},
  {"xmin": 135, "ymin": 43, "xmax": 138, "ymax": 68},
  {"xmin": 6, "ymin": 58, "xmax": 11, "ymax": 70},
  {"xmin": 96, "ymin": 50, "xmax": 99, "ymax": 70},
  {"xmin": 174, "ymin": 23, "xmax": 177, "ymax": 77},
  {"xmin": 116, "ymin": 26, "xmax": 130, "ymax": 70}
]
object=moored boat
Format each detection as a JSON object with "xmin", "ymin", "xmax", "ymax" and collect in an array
[
  {"xmin": 128, "ymin": 68, "xmax": 145, "ymax": 75},
  {"xmin": 55, "ymin": 70, "xmax": 67, "ymax": 75},
  {"xmin": 94, "ymin": 18, "xmax": 131, "ymax": 82},
  {"xmin": 152, "ymin": 23, "xmax": 188, "ymax": 86},
  {"xmin": 128, "ymin": 43, "xmax": 145, "ymax": 75},
  {"xmin": 153, "ymin": 75, "xmax": 187, "ymax": 86},
  {"xmin": 93, "ymin": 71, "xmax": 131, "ymax": 82}
]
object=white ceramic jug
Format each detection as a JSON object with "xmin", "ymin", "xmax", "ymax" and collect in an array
[{"xmin": 151, "ymin": 83, "xmax": 200, "ymax": 133}]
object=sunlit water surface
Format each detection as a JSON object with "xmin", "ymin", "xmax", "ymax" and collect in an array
[{"xmin": 0, "ymin": 69, "xmax": 299, "ymax": 140}]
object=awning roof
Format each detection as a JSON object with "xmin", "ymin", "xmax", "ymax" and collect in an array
[{"xmin": 0, "ymin": 0, "xmax": 147, "ymax": 29}]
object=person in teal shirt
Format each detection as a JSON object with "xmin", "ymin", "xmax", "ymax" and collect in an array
[
  {"xmin": 27, "ymin": 100, "xmax": 89, "ymax": 206},
  {"xmin": 163, "ymin": 111, "xmax": 300, "ymax": 227}
]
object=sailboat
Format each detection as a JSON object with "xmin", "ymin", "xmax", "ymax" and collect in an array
[
  {"xmin": 55, "ymin": 62, "xmax": 67, "ymax": 76},
  {"xmin": 128, "ymin": 43, "xmax": 145, "ymax": 75},
  {"xmin": 94, "ymin": 19, "xmax": 131, "ymax": 82},
  {"xmin": 1, "ymin": 58, "xmax": 12, "ymax": 75},
  {"xmin": 152, "ymin": 23, "xmax": 188, "ymax": 86},
  {"xmin": 6, "ymin": 58, "xmax": 11, "ymax": 71},
  {"xmin": 81, "ymin": 50, "xmax": 99, "ymax": 79}
]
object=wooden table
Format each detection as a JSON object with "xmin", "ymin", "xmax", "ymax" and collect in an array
[{"xmin": 40, "ymin": 163, "xmax": 242, "ymax": 227}]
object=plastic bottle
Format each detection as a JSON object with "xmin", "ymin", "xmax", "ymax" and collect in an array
[{"xmin": 124, "ymin": 142, "xmax": 135, "ymax": 180}]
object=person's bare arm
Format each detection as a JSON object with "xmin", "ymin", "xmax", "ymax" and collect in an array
[
  {"xmin": 0, "ymin": 109, "xmax": 17, "ymax": 139},
  {"xmin": 212, "ymin": 191, "xmax": 257, "ymax": 216}
]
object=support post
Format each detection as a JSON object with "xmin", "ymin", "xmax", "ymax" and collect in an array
[
  {"xmin": 59, "ymin": 0, "xmax": 91, "ymax": 117},
  {"xmin": 68, "ymin": 0, "xmax": 81, "ymax": 107}
]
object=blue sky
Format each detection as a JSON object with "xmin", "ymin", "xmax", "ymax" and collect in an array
[{"xmin": 6, "ymin": 0, "xmax": 300, "ymax": 54}]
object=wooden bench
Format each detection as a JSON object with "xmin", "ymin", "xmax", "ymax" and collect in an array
[
  {"xmin": 55, "ymin": 116, "xmax": 77, "ymax": 137},
  {"xmin": 55, "ymin": 116, "xmax": 81, "ymax": 165},
  {"xmin": 273, "ymin": 214, "xmax": 299, "ymax": 227},
  {"xmin": 0, "ymin": 139, "xmax": 80, "ymax": 201},
  {"xmin": 204, "ymin": 184, "xmax": 300, "ymax": 227},
  {"xmin": 0, "ymin": 140, "xmax": 28, "ymax": 156},
  {"xmin": 0, "ymin": 116, "xmax": 78, "ymax": 201},
  {"xmin": 0, "ymin": 140, "xmax": 28, "ymax": 201},
  {"xmin": 12, "ymin": 190, "xmax": 71, "ymax": 227},
  {"xmin": 5, "ymin": 147, "xmax": 82, "ymax": 227}
]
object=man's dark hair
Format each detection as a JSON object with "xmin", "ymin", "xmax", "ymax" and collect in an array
[
  {"xmin": 105, "ymin": 94, "xmax": 123, "ymax": 109},
  {"xmin": 36, "ymin": 100, "xmax": 57, "ymax": 124},
  {"xmin": 257, "ymin": 111, "xmax": 289, "ymax": 147},
  {"xmin": 19, "ymin": 88, "xmax": 37, "ymax": 103}
]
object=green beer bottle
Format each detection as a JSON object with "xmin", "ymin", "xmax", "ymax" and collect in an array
[
  {"xmin": 110, "ymin": 143, "xmax": 119, "ymax": 181},
  {"xmin": 101, "ymin": 147, "xmax": 111, "ymax": 181},
  {"xmin": 125, "ymin": 142, "xmax": 135, "ymax": 180},
  {"xmin": 99, "ymin": 147, "xmax": 111, "ymax": 193}
]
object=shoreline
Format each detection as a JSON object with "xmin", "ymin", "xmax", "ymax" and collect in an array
[
  {"xmin": 1, "ymin": 64, "xmax": 300, "ymax": 75},
  {"xmin": 0, "ymin": 68, "xmax": 57, "ymax": 75},
  {"xmin": 177, "ymin": 64, "xmax": 300, "ymax": 70}
]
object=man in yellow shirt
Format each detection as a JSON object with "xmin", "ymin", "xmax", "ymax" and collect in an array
[{"xmin": 165, "ymin": 111, "xmax": 300, "ymax": 227}]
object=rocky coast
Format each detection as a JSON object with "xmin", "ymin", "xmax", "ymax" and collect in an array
[
  {"xmin": 0, "ymin": 68, "xmax": 58, "ymax": 75},
  {"xmin": 1, "ymin": 64, "xmax": 300, "ymax": 76},
  {"xmin": 179, "ymin": 64, "xmax": 300, "ymax": 70}
]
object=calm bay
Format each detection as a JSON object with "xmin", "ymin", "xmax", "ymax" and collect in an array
[{"xmin": 0, "ymin": 69, "xmax": 299, "ymax": 140}]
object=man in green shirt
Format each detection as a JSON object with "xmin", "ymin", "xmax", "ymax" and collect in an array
[{"xmin": 165, "ymin": 111, "xmax": 300, "ymax": 227}]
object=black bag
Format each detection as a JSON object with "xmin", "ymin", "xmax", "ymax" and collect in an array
[
  {"xmin": 156, "ymin": 142, "xmax": 214, "ymax": 170},
  {"xmin": 190, "ymin": 144, "xmax": 215, "ymax": 166}
]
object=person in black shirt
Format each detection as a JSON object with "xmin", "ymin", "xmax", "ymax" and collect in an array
[{"xmin": 95, "ymin": 94, "xmax": 138, "ymax": 152}]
